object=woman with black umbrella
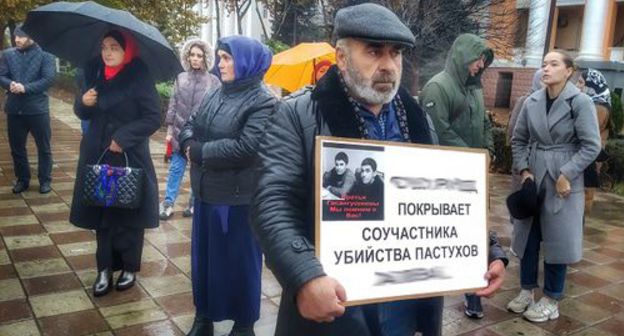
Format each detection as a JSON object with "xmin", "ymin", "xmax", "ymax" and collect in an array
[{"xmin": 69, "ymin": 30, "xmax": 161, "ymax": 296}]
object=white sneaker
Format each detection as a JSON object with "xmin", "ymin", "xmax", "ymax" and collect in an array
[
  {"xmin": 523, "ymin": 297, "xmax": 559, "ymax": 322},
  {"xmin": 159, "ymin": 202, "xmax": 173, "ymax": 220},
  {"xmin": 507, "ymin": 289, "xmax": 534, "ymax": 313}
]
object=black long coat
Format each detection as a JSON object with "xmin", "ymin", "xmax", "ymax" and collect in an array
[{"xmin": 70, "ymin": 58, "xmax": 161, "ymax": 230}]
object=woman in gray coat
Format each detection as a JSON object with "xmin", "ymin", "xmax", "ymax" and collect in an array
[{"xmin": 507, "ymin": 51, "xmax": 601, "ymax": 322}]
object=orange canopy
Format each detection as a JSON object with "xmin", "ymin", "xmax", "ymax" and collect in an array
[{"xmin": 264, "ymin": 42, "xmax": 336, "ymax": 93}]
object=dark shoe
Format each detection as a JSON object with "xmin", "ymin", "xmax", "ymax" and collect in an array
[
  {"xmin": 39, "ymin": 182, "xmax": 52, "ymax": 194},
  {"xmin": 229, "ymin": 325, "xmax": 255, "ymax": 336},
  {"xmin": 116, "ymin": 271, "xmax": 136, "ymax": 291},
  {"xmin": 12, "ymin": 180, "xmax": 29, "ymax": 194},
  {"xmin": 182, "ymin": 206, "xmax": 194, "ymax": 217},
  {"xmin": 93, "ymin": 269, "xmax": 113, "ymax": 297},
  {"xmin": 464, "ymin": 294, "xmax": 484, "ymax": 319},
  {"xmin": 187, "ymin": 316, "xmax": 213, "ymax": 336}
]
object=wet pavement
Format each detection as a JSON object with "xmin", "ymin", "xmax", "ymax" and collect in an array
[{"xmin": 0, "ymin": 96, "xmax": 623, "ymax": 336}]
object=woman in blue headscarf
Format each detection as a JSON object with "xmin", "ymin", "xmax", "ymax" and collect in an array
[{"xmin": 178, "ymin": 36, "xmax": 275, "ymax": 336}]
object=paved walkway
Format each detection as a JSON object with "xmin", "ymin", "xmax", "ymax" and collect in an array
[{"xmin": 0, "ymin": 96, "xmax": 623, "ymax": 336}]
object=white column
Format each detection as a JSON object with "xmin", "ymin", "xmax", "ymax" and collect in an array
[
  {"xmin": 524, "ymin": 0, "xmax": 550, "ymax": 67},
  {"xmin": 211, "ymin": 2, "xmax": 218, "ymax": 46},
  {"xmin": 577, "ymin": 0, "xmax": 611, "ymax": 61},
  {"xmin": 245, "ymin": 0, "xmax": 254, "ymax": 38},
  {"xmin": 199, "ymin": 1, "xmax": 211, "ymax": 43},
  {"xmin": 226, "ymin": 9, "xmax": 236, "ymax": 36}
]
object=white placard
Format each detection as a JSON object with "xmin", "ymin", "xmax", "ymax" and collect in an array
[{"xmin": 315, "ymin": 136, "xmax": 489, "ymax": 305}]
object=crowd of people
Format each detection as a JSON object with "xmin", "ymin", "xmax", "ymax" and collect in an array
[{"xmin": 0, "ymin": 2, "xmax": 612, "ymax": 336}]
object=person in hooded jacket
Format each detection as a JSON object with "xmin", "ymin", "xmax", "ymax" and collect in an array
[
  {"xmin": 421, "ymin": 33, "xmax": 495, "ymax": 155},
  {"xmin": 178, "ymin": 36, "xmax": 275, "ymax": 336},
  {"xmin": 420, "ymin": 33, "xmax": 495, "ymax": 319},
  {"xmin": 70, "ymin": 30, "xmax": 161, "ymax": 297},
  {"xmin": 159, "ymin": 38, "xmax": 220, "ymax": 220}
]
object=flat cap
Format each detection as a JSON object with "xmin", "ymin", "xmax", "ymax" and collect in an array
[
  {"xmin": 333, "ymin": 3, "xmax": 415, "ymax": 47},
  {"xmin": 14, "ymin": 24, "xmax": 29, "ymax": 38}
]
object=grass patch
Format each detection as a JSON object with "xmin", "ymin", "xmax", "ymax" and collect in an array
[{"xmin": 612, "ymin": 182, "xmax": 624, "ymax": 197}]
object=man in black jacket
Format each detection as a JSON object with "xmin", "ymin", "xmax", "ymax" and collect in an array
[
  {"xmin": 252, "ymin": 4, "xmax": 507, "ymax": 336},
  {"xmin": 0, "ymin": 26, "xmax": 56, "ymax": 194}
]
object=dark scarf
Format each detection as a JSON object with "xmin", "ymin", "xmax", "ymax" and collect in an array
[
  {"xmin": 311, "ymin": 66, "xmax": 432, "ymax": 145},
  {"xmin": 582, "ymin": 68, "xmax": 611, "ymax": 107}
]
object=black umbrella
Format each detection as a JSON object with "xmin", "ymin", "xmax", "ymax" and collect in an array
[{"xmin": 22, "ymin": 1, "xmax": 183, "ymax": 81}]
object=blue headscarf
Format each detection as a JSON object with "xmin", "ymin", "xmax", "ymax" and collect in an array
[{"xmin": 213, "ymin": 36, "xmax": 272, "ymax": 83}]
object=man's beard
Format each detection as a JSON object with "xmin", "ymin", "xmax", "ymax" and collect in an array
[{"xmin": 342, "ymin": 57, "xmax": 400, "ymax": 106}]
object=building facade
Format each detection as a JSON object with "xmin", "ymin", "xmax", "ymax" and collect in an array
[
  {"xmin": 483, "ymin": 0, "xmax": 624, "ymax": 110},
  {"xmin": 193, "ymin": 0, "xmax": 272, "ymax": 47}
]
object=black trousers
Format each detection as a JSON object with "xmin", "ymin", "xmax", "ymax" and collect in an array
[
  {"xmin": 96, "ymin": 226, "xmax": 145, "ymax": 272},
  {"xmin": 7, "ymin": 113, "xmax": 53, "ymax": 184}
]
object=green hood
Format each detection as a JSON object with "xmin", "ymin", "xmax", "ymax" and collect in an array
[{"xmin": 444, "ymin": 33, "xmax": 493, "ymax": 88}]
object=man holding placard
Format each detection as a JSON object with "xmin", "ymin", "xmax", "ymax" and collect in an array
[{"xmin": 252, "ymin": 3, "xmax": 508, "ymax": 336}]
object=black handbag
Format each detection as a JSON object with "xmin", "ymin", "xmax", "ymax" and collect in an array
[{"xmin": 82, "ymin": 150, "xmax": 144, "ymax": 209}]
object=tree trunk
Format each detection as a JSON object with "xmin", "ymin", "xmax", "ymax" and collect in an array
[
  {"xmin": 236, "ymin": 4, "xmax": 243, "ymax": 35},
  {"xmin": 292, "ymin": 9, "xmax": 297, "ymax": 45},
  {"xmin": 0, "ymin": 24, "xmax": 6, "ymax": 50},
  {"xmin": 8, "ymin": 20, "xmax": 16, "ymax": 47},
  {"xmin": 214, "ymin": 0, "xmax": 221, "ymax": 38},
  {"xmin": 255, "ymin": 1, "xmax": 269, "ymax": 40},
  {"xmin": 236, "ymin": 0, "xmax": 252, "ymax": 36}
]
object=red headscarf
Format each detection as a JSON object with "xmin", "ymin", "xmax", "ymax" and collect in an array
[
  {"xmin": 103, "ymin": 31, "xmax": 138, "ymax": 81},
  {"xmin": 312, "ymin": 59, "xmax": 332, "ymax": 84}
]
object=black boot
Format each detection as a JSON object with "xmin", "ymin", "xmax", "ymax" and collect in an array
[
  {"xmin": 12, "ymin": 180, "xmax": 29, "ymax": 194},
  {"xmin": 93, "ymin": 269, "xmax": 113, "ymax": 297},
  {"xmin": 229, "ymin": 322, "xmax": 255, "ymax": 336},
  {"xmin": 116, "ymin": 271, "xmax": 136, "ymax": 291},
  {"xmin": 39, "ymin": 181, "xmax": 52, "ymax": 194},
  {"xmin": 187, "ymin": 316, "xmax": 213, "ymax": 336}
]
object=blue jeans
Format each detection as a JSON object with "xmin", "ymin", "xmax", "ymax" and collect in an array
[
  {"xmin": 164, "ymin": 151, "xmax": 193, "ymax": 206},
  {"xmin": 377, "ymin": 297, "xmax": 443, "ymax": 336},
  {"xmin": 520, "ymin": 218, "xmax": 567, "ymax": 299}
]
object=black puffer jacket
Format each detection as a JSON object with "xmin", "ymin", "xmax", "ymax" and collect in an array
[
  {"xmin": 251, "ymin": 67, "xmax": 508, "ymax": 336},
  {"xmin": 179, "ymin": 76, "xmax": 276, "ymax": 205},
  {"xmin": 0, "ymin": 44, "xmax": 56, "ymax": 115}
]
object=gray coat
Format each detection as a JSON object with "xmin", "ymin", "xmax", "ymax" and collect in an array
[{"xmin": 511, "ymin": 82, "xmax": 601, "ymax": 263}]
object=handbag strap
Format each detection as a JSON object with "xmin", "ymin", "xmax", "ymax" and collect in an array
[{"xmin": 95, "ymin": 149, "xmax": 129, "ymax": 168}]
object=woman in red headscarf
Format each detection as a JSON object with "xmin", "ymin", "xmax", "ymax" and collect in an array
[{"xmin": 70, "ymin": 30, "xmax": 161, "ymax": 296}]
